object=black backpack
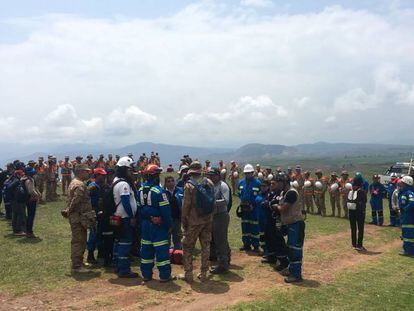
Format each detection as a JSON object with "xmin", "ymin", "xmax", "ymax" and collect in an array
[
  {"xmin": 15, "ymin": 180, "xmax": 30, "ymax": 204},
  {"xmin": 103, "ymin": 179, "xmax": 125, "ymax": 217}
]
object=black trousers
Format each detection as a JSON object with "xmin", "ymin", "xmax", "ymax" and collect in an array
[
  {"xmin": 264, "ymin": 218, "xmax": 289, "ymax": 263},
  {"xmin": 349, "ymin": 209, "xmax": 365, "ymax": 247}
]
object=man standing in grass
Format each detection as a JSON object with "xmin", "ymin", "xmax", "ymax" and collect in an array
[{"xmin": 62, "ymin": 164, "xmax": 96, "ymax": 273}]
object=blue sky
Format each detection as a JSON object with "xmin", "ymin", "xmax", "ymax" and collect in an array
[{"xmin": 0, "ymin": 0, "xmax": 414, "ymax": 148}]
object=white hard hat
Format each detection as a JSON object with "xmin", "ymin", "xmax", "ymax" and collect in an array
[
  {"xmin": 304, "ymin": 180, "xmax": 311, "ymax": 187},
  {"xmin": 258, "ymin": 172, "xmax": 264, "ymax": 179},
  {"xmin": 330, "ymin": 183, "xmax": 339, "ymax": 191},
  {"xmin": 221, "ymin": 169, "xmax": 227, "ymax": 175},
  {"xmin": 315, "ymin": 181, "xmax": 323, "ymax": 189},
  {"xmin": 233, "ymin": 171, "xmax": 239, "ymax": 178},
  {"xmin": 345, "ymin": 183, "xmax": 353, "ymax": 190},
  {"xmin": 116, "ymin": 156, "xmax": 134, "ymax": 168},
  {"xmin": 401, "ymin": 176, "xmax": 414, "ymax": 186},
  {"xmin": 292, "ymin": 180, "xmax": 299, "ymax": 188},
  {"xmin": 244, "ymin": 164, "xmax": 255, "ymax": 173},
  {"xmin": 267, "ymin": 174, "xmax": 274, "ymax": 181}
]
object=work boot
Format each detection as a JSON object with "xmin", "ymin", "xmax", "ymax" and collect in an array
[
  {"xmin": 261, "ymin": 256, "xmax": 276, "ymax": 264},
  {"xmin": 119, "ymin": 272, "xmax": 139, "ymax": 278},
  {"xmin": 87, "ymin": 252, "xmax": 98, "ymax": 264},
  {"xmin": 197, "ymin": 272, "xmax": 207, "ymax": 282},
  {"xmin": 71, "ymin": 266, "xmax": 91, "ymax": 274},
  {"xmin": 177, "ymin": 272, "xmax": 193, "ymax": 283},
  {"xmin": 284, "ymin": 275, "xmax": 303, "ymax": 283},
  {"xmin": 210, "ymin": 266, "xmax": 228, "ymax": 275},
  {"xmin": 239, "ymin": 245, "xmax": 251, "ymax": 251},
  {"xmin": 275, "ymin": 258, "xmax": 289, "ymax": 271},
  {"xmin": 251, "ymin": 247, "xmax": 261, "ymax": 254}
]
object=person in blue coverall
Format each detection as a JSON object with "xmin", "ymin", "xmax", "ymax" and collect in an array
[
  {"xmin": 139, "ymin": 164, "xmax": 173, "ymax": 283},
  {"xmin": 112, "ymin": 157, "xmax": 139, "ymax": 278},
  {"xmin": 238, "ymin": 164, "xmax": 261, "ymax": 252},
  {"xmin": 398, "ymin": 176, "xmax": 414, "ymax": 256},
  {"xmin": 369, "ymin": 175, "xmax": 386, "ymax": 225}
]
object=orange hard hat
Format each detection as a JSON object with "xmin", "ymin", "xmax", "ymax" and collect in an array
[{"xmin": 143, "ymin": 164, "xmax": 162, "ymax": 175}]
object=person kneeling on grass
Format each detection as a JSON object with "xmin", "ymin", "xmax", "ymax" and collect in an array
[{"xmin": 347, "ymin": 176, "xmax": 367, "ymax": 251}]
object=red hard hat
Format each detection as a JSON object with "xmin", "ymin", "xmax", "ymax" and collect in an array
[
  {"xmin": 143, "ymin": 164, "xmax": 162, "ymax": 175},
  {"xmin": 93, "ymin": 168, "xmax": 107, "ymax": 175}
]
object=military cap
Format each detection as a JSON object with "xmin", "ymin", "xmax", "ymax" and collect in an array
[
  {"xmin": 315, "ymin": 169, "xmax": 323, "ymax": 174},
  {"xmin": 188, "ymin": 161, "xmax": 202, "ymax": 174},
  {"xmin": 87, "ymin": 154, "xmax": 93, "ymax": 158},
  {"xmin": 38, "ymin": 156, "xmax": 44, "ymax": 161},
  {"xmin": 304, "ymin": 170, "xmax": 311, "ymax": 175},
  {"xmin": 74, "ymin": 163, "xmax": 91, "ymax": 172},
  {"xmin": 331, "ymin": 172, "xmax": 337, "ymax": 176},
  {"xmin": 341, "ymin": 170, "xmax": 349, "ymax": 176},
  {"xmin": 205, "ymin": 160, "xmax": 211, "ymax": 163},
  {"xmin": 206, "ymin": 167, "xmax": 220, "ymax": 175},
  {"xmin": 296, "ymin": 165, "xmax": 301, "ymax": 169},
  {"xmin": 76, "ymin": 155, "xmax": 83, "ymax": 160}
]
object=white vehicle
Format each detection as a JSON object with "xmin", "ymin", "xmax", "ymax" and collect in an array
[{"xmin": 378, "ymin": 161, "xmax": 414, "ymax": 185}]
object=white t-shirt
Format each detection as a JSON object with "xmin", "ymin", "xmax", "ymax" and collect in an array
[{"xmin": 113, "ymin": 177, "xmax": 137, "ymax": 218}]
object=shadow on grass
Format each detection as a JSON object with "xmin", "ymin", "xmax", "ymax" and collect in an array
[
  {"xmin": 69, "ymin": 271, "xmax": 101, "ymax": 281},
  {"xmin": 359, "ymin": 249, "xmax": 382, "ymax": 256},
  {"xmin": 145, "ymin": 280, "xmax": 182, "ymax": 293},
  {"xmin": 215, "ymin": 270, "xmax": 244, "ymax": 283},
  {"xmin": 292, "ymin": 279, "xmax": 321, "ymax": 288},
  {"xmin": 190, "ymin": 279, "xmax": 230, "ymax": 294},
  {"xmin": 17, "ymin": 237, "xmax": 43, "ymax": 244},
  {"xmin": 108, "ymin": 276, "xmax": 142, "ymax": 287},
  {"xmin": 229, "ymin": 264, "xmax": 244, "ymax": 271}
]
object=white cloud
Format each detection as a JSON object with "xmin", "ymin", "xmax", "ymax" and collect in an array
[
  {"xmin": 0, "ymin": 2, "xmax": 414, "ymax": 146},
  {"xmin": 241, "ymin": 0, "xmax": 274, "ymax": 8}
]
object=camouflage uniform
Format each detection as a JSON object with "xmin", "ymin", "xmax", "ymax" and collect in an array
[
  {"xmin": 46, "ymin": 161, "xmax": 58, "ymax": 201},
  {"xmin": 60, "ymin": 159, "xmax": 73, "ymax": 196},
  {"xmin": 339, "ymin": 172, "xmax": 352, "ymax": 218},
  {"xmin": 34, "ymin": 159, "xmax": 47, "ymax": 203},
  {"xmin": 314, "ymin": 171, "xmax": 327, "ymax": 216},
  {"xmin": 181, "ymin": 176, "xmax": 214, "ymax": 281},
  {"xmin": 328, "ymin": 174, "xmax": 341, "ymax": 217},
  {"xmin": 303, "ymin": 175, "xmax": 314, "ymax": 213},
  {"xmin": 67, "ymin": 177, "xmax": 96, "ymax": 269}
]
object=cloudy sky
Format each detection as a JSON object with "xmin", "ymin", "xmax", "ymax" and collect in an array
[{"xmin": 1, "ymin": 0, "xmax": 414, "ymax": 148}]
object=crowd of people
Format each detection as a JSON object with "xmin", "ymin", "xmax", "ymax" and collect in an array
[{"xmin": 1, "ymin": 153, "xmax": 414, "ymax": 285}]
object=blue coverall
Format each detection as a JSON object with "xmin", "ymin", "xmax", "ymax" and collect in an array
[
  {"xmin": 386, "ymin": 183, "xmax": 400, "ymax": 226},
  {"xmin": 398, "ymin": 187, "xmax": 414, "ymax": 255},
  {"xmin": 238, "ymin": 177, "xmax": 261, "ymax": 249},
  {"xmin": 87, "ymin": 181, "xmax": 103, "ymax": 255},
  {"xmin": 369, "ymin": 182, "xmax": 386, "ymax": 225},
  {"xmin": 255, "ymin": 192, "xmax": 268, "ymax": 253},
  {"xmin": 139, "ymin": 181, "xmax": 172, "ymax": 281},
  {"xmin": 113, "ymin": 181, "xmax": 137, "ymax": 276}
]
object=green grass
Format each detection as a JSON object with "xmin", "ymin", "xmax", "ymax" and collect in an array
[{"xmin": 232, "ymin": 250, "xmax": 414, "ymax": 311}]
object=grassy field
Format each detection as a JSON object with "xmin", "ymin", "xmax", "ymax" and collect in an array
[{"xmin": 0, "ymin": 166, "xmax": 413, "ymax": 310}]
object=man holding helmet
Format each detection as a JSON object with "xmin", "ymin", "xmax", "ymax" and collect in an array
[
  {"xmin": 328, "ymin": 172, "xmax": 341, "ymax": 217},
  {"xmin": 339, "ymin": 171, "xmax": 352, "ymax": 219},
  {"xmin": 275, "ymin": 172, "xmax": 305, "ymax": 283},
  {"xmin": 314, "ymin": 169, "xmax": 327, "ymax": 216},
  {"xmin": 139, "ymin": 164, "xmax": 173, "ymax": 283},
  {"xmin": 237, "ymin": 164, "xmax": 261, "ymax": 252},
  {"xmin": 112, "ymin": 156, "xmax": 139, "ymax": 278},
  {"xmin": 398, "ymin": 176, "xmax": 414, "ymax": 256}
]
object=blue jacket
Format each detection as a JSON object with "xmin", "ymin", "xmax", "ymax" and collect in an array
[
  {"xmin": 139, "ymin": 180, "xmax": 172, "ymax": 230},
  {"xmin": 399, "ymin": 188, "xmax": 414, "ymax": 225},
  {"xmin": 238, "ymin": 177, "xmax": 261, "ymax": 205},
  {"xmin": 369, "ymin": 182, "xmax": 386, "ymax": 202},
  {"xmin": 386, "ymin": 183, "xmax": 396, "ymax": 203},
  {"xmin": 88, "ymin": 181, "xmax": 101, "ymax": 212}
]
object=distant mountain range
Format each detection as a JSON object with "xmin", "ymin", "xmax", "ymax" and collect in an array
[{"xmin": 1, "ymin": 141, "xmax": 414, "ymax": 167}]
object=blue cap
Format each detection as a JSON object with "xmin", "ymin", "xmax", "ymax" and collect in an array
[{"xmin": 25, "ymin": 167, "xmax": 36, "ymax": 175}]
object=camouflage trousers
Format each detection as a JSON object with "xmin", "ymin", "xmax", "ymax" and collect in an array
[
  {"xmin": 315, "ymin": 193, "xmax": 326, "ymax": 216},
  {"xmin": 304, "ymin": 195, "xmax": 314, "ymax": 213},
  {"xmin": 70, "ymin": 221, "xmax": 87, "ymax": 269},
  {"xmin": 35, "ymin": 175, "xmax": 46, "ymax": 201},
  {"xmin": 182, "ymin": 222, "xmax": 212, "ymax": 275},
  {"xmin": 61, "ymin": 176, "xmax": 72, "ymax": 195},
  {"xmin": 329, "ymin": 193, "xmax": 341, "ymax": 217},
  {"xmin": 341, "ymin": 195, "xmax": 349, "ymax": 219}
]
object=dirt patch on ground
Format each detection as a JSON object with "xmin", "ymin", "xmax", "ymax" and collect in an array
[{"xmin": 0, "ymin": 225, "xmax": 401, "ymax": 311}]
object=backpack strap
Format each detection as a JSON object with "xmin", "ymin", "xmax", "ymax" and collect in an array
[{"xmin": 112, "ymin": 178, "xmax": 126, "ymax": 209}]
